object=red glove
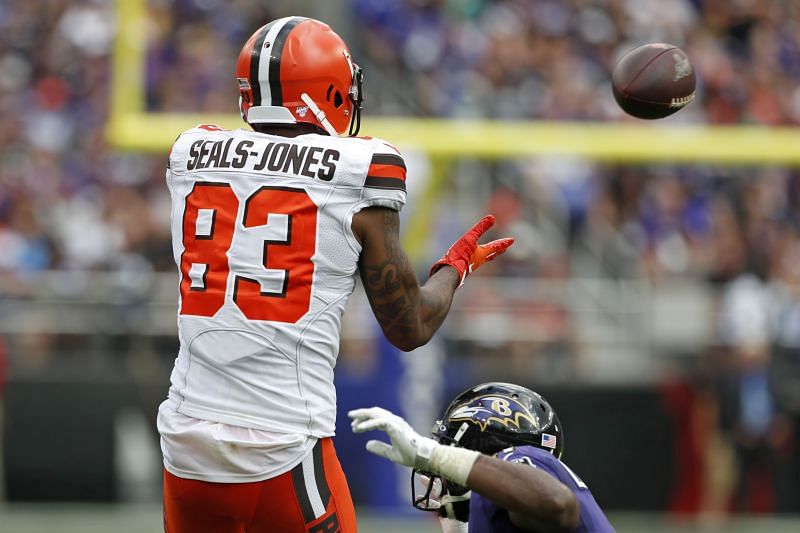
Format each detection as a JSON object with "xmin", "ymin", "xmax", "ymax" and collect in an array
[{"xmin": 429, "ymin": 215, "xmax": 514, "ymax": 287}]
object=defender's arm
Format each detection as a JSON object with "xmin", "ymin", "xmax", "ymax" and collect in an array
[
  {"xmin": 349, "ymin": 407, "xmax": 580, "ymax": 532},
  {"xmin": 467, "ymin": 455, "xmax": 579, "ymax": 532}
]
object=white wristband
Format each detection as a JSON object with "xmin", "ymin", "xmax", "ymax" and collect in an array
[{"xmin": 428, "ymin": 445, "xmax": 481, "ymax": 487}]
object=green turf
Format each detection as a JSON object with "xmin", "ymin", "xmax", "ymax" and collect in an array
[{"xmin": 0, "ymin": 504, "xmax": 799, "ymax": 532}]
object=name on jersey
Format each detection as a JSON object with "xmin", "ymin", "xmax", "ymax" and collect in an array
[{"xmin": 186, "ymin": 139, "xmax": 340, "ymax": 181}]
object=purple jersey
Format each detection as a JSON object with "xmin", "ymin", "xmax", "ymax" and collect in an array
[{"xmin": 468, "ymin": 446, "xmax": 614, "ymax": 533}]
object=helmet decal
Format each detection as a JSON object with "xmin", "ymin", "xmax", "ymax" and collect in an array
[
  {"xmin": 541, "ymin": 433, "xmax": 558, "ymax": 450},
  {"xmin": 449, "ymin": 395, "xmax": 539, "ymax": 433}
]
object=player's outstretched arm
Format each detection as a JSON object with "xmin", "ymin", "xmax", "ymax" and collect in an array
[
  {"xmin": 352, "ymin": 208, "xmax": 513, "ymax": 352},
  {"xmin": 353, "ymin": 207, "xmax": 458, "ymax": 351},
  {"xmin": 349, "ymin": 407, "xmax": 579, "ymax": 533},
  {"xmin": 467, "ymin": 455, "xmax": 579, "ymax": 532}
]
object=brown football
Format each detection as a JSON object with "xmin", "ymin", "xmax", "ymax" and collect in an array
[{"xmin": 612, "ymin": 43, "xmax": 696, "ymax": 119}]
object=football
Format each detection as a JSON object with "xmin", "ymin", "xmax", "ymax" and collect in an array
[{"xmin": 612, "ymin": 43, "xmax": 696, "ymax": 119}]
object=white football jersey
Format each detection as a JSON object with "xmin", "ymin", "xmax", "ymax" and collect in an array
[{"xmin": 162, "ymin": 125, "xmax": 406, "ymax": 438}]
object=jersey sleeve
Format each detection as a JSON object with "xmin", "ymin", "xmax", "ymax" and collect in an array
[
  {"xmin": 167, "ymin": 129, "xmax": 193, "ymax": 174},
  {"xmin": 360, "ymin": 140, "xmax": 407, "ymax": 212},
  {"xmin": 496, "ymin": 446, "xmax": 561, "ymax": 479},
  {"xmin": 168, "ymin": 124, "xmax": 228, "ymax": 174}
]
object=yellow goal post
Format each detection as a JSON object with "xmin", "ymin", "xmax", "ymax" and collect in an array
[{"xmin": 106, "ymin": 0, "xmax": 800, "ymax": 256}]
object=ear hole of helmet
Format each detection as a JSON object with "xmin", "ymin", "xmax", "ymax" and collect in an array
[{"xmin": 324, "ymin": 85, "xmax": 344, "ymax": 108}]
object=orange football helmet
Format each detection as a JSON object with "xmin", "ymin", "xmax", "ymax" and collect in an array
[{"xmin": 236, "ymin": 17, "xmax": 363, "ymax": 136}]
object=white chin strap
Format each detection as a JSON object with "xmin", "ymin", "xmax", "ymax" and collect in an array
[{"xmin": 300, "ymin": 93, "xmax": 338, "ymax": 136}]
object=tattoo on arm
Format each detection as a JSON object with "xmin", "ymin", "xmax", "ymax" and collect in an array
[{"xmin": 360, "ymin": 209, "xmax": 458, "ymax": 349}]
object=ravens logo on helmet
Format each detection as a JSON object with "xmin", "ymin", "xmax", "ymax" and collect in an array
[{"xmin": 433, "ymin": 382, "xmax": 563, "ymax": 457}]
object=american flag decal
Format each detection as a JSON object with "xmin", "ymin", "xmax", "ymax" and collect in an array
[{"xmin": 541, "ymin": 433, "xmax": 557, "ymax": 450}]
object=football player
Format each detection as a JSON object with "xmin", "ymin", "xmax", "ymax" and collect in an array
[
  {"xmin": 349, "ymin": 382, "xmax": 614, "ymax": 532},
  {"xmin": 157, "ymin": 17, "xmax": 513, "ymax": 533}
]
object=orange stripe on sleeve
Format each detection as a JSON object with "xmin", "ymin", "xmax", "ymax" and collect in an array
[
  {"xmin": 367, "ymin": 163, "xmax": 406, "ymax": 181},
  {"xmin": 368, "ymin": 153, "xmax": 406, "ymax": 181}
]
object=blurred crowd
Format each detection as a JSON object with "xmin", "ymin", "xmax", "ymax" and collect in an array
[
  {"xmin": 352, "ymin": 0, "xmax": 800, "ymax": 123},
  {"xmin": 1, "ymin": 0, "xmax": 800, "ymax": 513},
  {"xmin": 2, "ymin": 0, "xmax": 800, "ymax": 277},
  {"xmin": 0, "ymin": 0, "xmax": 173, "ymax": 284}
]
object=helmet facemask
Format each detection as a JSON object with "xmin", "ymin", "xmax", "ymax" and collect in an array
[
  {"xmin": 410, "ymin": 420, "xmax": 472, "ymax": 520},
  {"xmin": 411, "ymin": 471, "xmax": 470, "ymax": 520},
  {"xmin": 347, "ymin": 61, "xmax": 364, "ymax": 136}
]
